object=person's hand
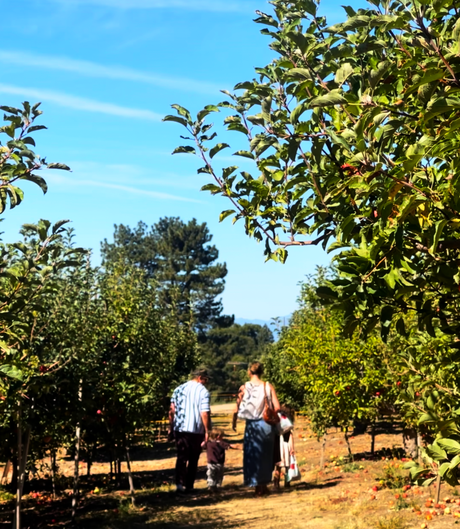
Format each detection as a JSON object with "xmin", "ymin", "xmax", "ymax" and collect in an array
[
  {"xmin": 204, "ymin": 431, "xmax": 209, "ymax": 443},
  {"xmin": 201, "ymin": 440, "xmax": 206, "ymax": 448},
  {"xmin": 290, "ymin": 448, "xmax": 295, "ymax": 455},
  {"xmin": 167, "ymin": 429, "xmax": 175, "ymax": 442}
]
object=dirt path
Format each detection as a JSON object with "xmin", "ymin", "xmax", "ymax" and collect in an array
[
  {"xmin": 2, "ymin": 410, "xmax": 458, "ymax": 528},
  {"xmin": 79, "ymin": 411, "xmax": 458, "ymax": 528}
]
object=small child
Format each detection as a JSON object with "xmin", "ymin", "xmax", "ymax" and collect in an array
[
  {"xmin": 203, "ymin": 429, "xmax": 238, "ymax": 492},
  {"xmin": 273, "ymin": 405, "xmax": 295, "ymax": 489}
]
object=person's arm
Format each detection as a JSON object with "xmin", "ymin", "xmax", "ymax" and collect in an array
[
  {"xmin": 289, "ymin": 431, "xmax": 295, "ymax": 455},
  {"xmin": 168, "ymin": 403, "xmax": 175, "ymax": 441},
  {"xmin": 232, "ymin": 384, "xmax": 245, "ymax": 431},
  {"xmin": 201, "ymin": 410, "xmax": 211, "ymax": 443},
  {"xmin": 200, "ymin": 389, "xmax": 211, "ymax": 442},
  {"xmin": 269, "ymin": 383, "xmax": 281, "ymax": 412}
]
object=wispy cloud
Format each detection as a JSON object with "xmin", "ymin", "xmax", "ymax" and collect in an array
[
  {"xmin": 64, "ymin": 161, "xmax": 205, "ymax": 191},
  {"xmin": 48, "ymin": 0, "xmax": 255, "ymax": 13},
  {"xmin": 46, "ymin": 169, "xmax": 202, "ymax": 203},
  {"xmin": 0, "ymin": 51, "xmax": 224, "ymax": 96},
  {"xmin": 0, "ymin": 83, "xmax": 162, "ymax": 121}
]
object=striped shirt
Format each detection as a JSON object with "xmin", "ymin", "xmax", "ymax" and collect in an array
[{"xmin": 171, "ymin": 380, "xmax": 210, "ymax": 434}]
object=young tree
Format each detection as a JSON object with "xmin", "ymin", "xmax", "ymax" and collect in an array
[
  {"xmin": 101, "ymin": 218, "xmax": 228, "ymax": 331},
  {"xmin": 265, "ymin": 269, "xmax": 396, "ymax": 457}
]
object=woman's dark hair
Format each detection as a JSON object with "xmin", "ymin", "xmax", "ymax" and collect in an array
[
  {"xmin": 249, "ymin": 361, "xmax": 264, "ymax": 376},
  {"xmin": 280, "ymin": 405, "xmax": 295, "ymax": 423}
]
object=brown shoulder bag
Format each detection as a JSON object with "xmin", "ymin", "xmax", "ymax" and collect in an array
[{"xmin": 263, "ymin": 382, "xmax": 280, "ymax": 426}]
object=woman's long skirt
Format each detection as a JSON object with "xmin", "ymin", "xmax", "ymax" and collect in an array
[{"xmin": 244, "ymin": 418, "xmax": 275, "ymax": 487}]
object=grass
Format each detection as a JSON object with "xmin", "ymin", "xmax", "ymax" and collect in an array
[{"xmin": 374, "ymin": 514, "xmax": 410, "ymax": 529}]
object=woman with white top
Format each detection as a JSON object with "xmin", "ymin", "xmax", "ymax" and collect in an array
[{"xmin": 232, "ymin": 361, "xmax": 281, "ymax": 496}]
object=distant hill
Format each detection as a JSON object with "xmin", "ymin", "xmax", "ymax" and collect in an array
[{"xmin": 234, "ymin": 316, "xmax": 291, "ymax": 339}]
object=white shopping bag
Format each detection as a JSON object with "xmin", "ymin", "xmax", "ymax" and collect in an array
[{"xmin": 288, "ymin": 454, "xmax": 301, "ymax": 481}]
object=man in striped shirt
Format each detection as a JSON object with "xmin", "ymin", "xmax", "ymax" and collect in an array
[{"xmin": 169, "ymin": 368, "xmax": 211, "ymax": 493}]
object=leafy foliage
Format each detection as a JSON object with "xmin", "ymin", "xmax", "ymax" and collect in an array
[
  {"xmin": 167, "ymin": 0, "xmax": 460, "ymax": 486},
  {"xmin": 265, "ymin": 268, "xmax": 397, "ymax": 437},
  {"xmin": 0, "ymin": 102, "xmax": 70, "ymax": 213},
  {"xmin": 200, "ymin": 323, "xmax": 273, "ymax": 392},
  {"xmin": 101, "ymin": 218, "xmax": 228, "ymax": 332}
]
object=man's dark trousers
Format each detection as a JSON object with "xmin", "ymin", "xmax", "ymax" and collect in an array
[{"xmin": 175, "ymin": 431, "xmax": 205, "ymax": 490}]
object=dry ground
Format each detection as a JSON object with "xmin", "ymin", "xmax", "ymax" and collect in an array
[{"xmin": 0, "ymin": 404, "xmax": 458, "ymax": 528}]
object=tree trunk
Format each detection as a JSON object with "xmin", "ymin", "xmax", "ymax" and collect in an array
[
  {"xmin": 10, "ymin": 455, "xmax": 17, "ymax": 492},
  {"xmin": 1, "ymin": 460, "xmax": 11, "ymax": 486},
  {"xmin": 13, "ymin": 408, "xmax": 22, "ymax": 529},
  {"xmin": 344, "ymin": 428, "xmax": 353, "ymax": 461},
  {"xmin": 18, "ymin": 427, "xmax": 31, "ymax": 500},
  {"xmin": 71, "ymin": 380, "xmax": 83, "ymax": 521},
  {"xmin": 435, "ymin": 471, "xmax": 441, "ymax": 504},
  {"xmin": 417, "ymin": 431, "xmax": 423, "ymax": 465},
  {"xmin": 13, "ymin": 405, "xmax": 31, "ymax": 529},
  {"xmin": 319, "ymin": 435, "xmax": 326, "ymax": 470},
  {"xmin": 116, "ymin": 458, "xmax": 121, "ymax": 486},
  {"xmin": 402, "ymin": 427, "xmax": 418, "ymax": 459},
  {"xmin": 125, "ymin": 444, "xmax": 135, "ymax": 506},
  {"xmin": 370, "ymin": 420, "xmax": 376, "ymax": 455},
  {"xmin": 51, "ymin": 451, "xmax": 57, "ymax": 501}
]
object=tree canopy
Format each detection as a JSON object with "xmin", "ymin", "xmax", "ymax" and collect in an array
[
  {"xmin": 200, "ymin": 322, "xmax": 273, "ymax": 392},
  {"xmin": 166, "ymin": 0, "xmax": 460, "ymax": 340},
  {"xmin": 101, "ymin": 218, "xmax": 228, "ymax": 331}
]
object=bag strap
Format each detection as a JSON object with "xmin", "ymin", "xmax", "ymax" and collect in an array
[{"xmin": 264, "ymin": 382, "xmax": 272, "ymax": 408}]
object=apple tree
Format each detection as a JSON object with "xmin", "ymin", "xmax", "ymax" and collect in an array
[
  {"xmin": 264, "ymin": 268, "xmax": 397, "ymax": 459},
  {"xmin": 166, "ymin": 0, "xmax": 460, "ymax": 486}
]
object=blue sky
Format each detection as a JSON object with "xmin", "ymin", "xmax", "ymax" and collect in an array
[{"xmin": 1, "ymin": 0, "xmax": 367, "ymax": 321}]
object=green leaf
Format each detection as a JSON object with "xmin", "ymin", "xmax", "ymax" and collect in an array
[
  {"xmin": 290, "ymin": 103, "xmax": 309, "ymax": 124},
  {"xmin": 163, "ymin": 115, "xmax": 189, "ymax": 126},
  {"xmin": 327, "ymin": 16, "xmax": 370, "ymax": 33},
  {"xmin": 24, "ymin": 174, "xmax": 48, "ymax": 194},
  {"xmin": 421, "ymin": 477, "xmax": 436, "ymax": 487},
  {"xmin": 439, "ymin": 461, "xmax": 450, "ymax": 477},
  {"xmin": 222, "ymin": 166, "xmax": 238, "ymax": 179},
  {"xmin": 437, "ymin": 438, "xmax": 460, "ymax": 455},
  {"xmin": 0, "ymin": 106, "xmax": 19, "ymax": 115},
  {"xmin": 209, "ymin": 143, "xmax": 230, "ymax": 159},
  {"xmin": 309, "ymin": 90, "xmax": 347, "ymax": 108},
  {"xmin": 201, "ymin": 183, "xmax": 221, "ymax": 194},
  {"xmin": 405, "ymin": 68, "xmax": 445, "ymax": 96},
  {"xmin": 170, "ymin": 104, "xmax": 192, "ymax": 123},
  {"xmin": 0, "ymin": 364, "xmax": 23, "ymax": 381},
  {"xmin": 172, "ymin": 146, "xmax": 196, "ymax": 155},
  {"xmin": 430, "ymin": 219, "xmax": 448, "ymax": 254},
  {"xmin": 52, "ymin": 220, "xmax": 70, "ymax": 234},
  {"xmin": 449, "ymin": 454, "xmax": 460, "ymax": 470},
  {"xmin": 418, "ymin": 413, "xmax": 436, "ymax": 424},
  {"xmin": 27, "ymin": 125, "xmax": 47, "ymax": 133},
  {"xmin": 335, "ymin": 63, "xmax": 354, "ymax": 85},
  {"xmin": 286, "ymin": 68, "xmax": 313, "ymax": 81},
  {"xmin": 197, "ymin": 105, "xmax": 220, "ymax": 122},
  {"xmin": 219, "ymin": 210, "xmax": 235, "ymax": 222},
  {"xmin": 425, "ymin": 443, "xmax": 447, "ymax": 462},
  {"xmin": 47, "ymin": 163, "xmax": 71, "ymax": 171},
  {"xmin": 233, "ymin": 151, "xmax": 255, "ymax": 160}
]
